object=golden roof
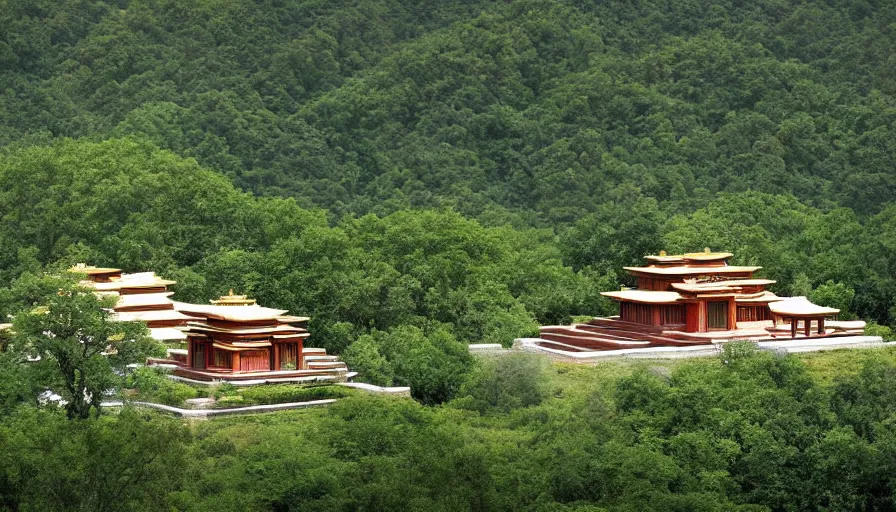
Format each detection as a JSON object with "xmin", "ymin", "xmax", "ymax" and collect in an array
[{"xmin": 210, "ymin": 289, "xmax": 257, "ymax": 306}]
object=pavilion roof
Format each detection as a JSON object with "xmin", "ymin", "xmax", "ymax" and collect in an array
[
  {"xmin": 91, "ymin": 272, "xmax": 177, "ymax": 291},
  {"xmin": 212, "ymin": 341, "xmax": 272, "ymax": 351},
  {"xmin": 173, "ymin": 302, "xmax": 290, "ymax": 322},
  {"xmin": 735, "ymin": 291, "xmax": 783, "ymax": 303},
  {"xmin": 624, "ymin": 265, "xmax": 761, "ymax": 276},
  {"xmin": 644, "ymin": 254, "xmax": 687, "ymax": 264},
  {"xmin": 278, "ymin": 315, "xmax": 310, "ymax": 324},
  {"xmin": 114, "ymin": 310, "xmax": 193, "ymax": 323},
  {"xmin": 69, "ymin": 265, "xmax": 122, "ymax": 276},
  {"xmin": 671, "ymin": 279, "xmax": 775, "ymax": 293},
  {"xmin": 768, "ymin": 297, "xmax": 839, "ymax": 317},
  {"xmin": 149, "ymin": 327, "xmax": 187, "ymax": 342},
  {"xmin": 182, "ymin": 322, "xmax": 306, "ymax": 336},
  {"xmin": 681, "ymin": 251, "xmax": 733, "ymax": 261},
  {"xmin": 114, "ymin": 292, "xmax": 175, "ymax": 310},
  {"xmin": 644, "ymin": 250, "xmax": 733, "ymax": 265}
]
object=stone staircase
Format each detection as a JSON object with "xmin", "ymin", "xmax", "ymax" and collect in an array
[{"xmin": 302, "ymin": 348, "xmax": 348, "ymax": 371}]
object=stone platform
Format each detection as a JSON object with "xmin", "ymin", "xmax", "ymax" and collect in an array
[
  {"xmin": 515, "ymin": 335, "xmax": 887, "ymax": 362},
  {"xmin": 538, "ymin": 316, "xmax": 867, "ymax": 353}
]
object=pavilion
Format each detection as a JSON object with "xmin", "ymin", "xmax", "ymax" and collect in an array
[{"xmin": 168, "ymin": 292, "xmax": 348, "ymax": 382}]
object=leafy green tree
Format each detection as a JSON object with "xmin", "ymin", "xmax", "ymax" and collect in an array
[
  {"xmin": 10, "ymin": 275, "xmax": 162, "ymax": 419},
  {"xmin": 809, "ymin": 280, "xmax": 857, "ymax": 320},
  {"xmin": 0, "ymin": 407, "xmax": 189, "ymax": 511},
  {"xmin": 357, "ymin": 325, "xmax": 472, "ymax": 404},
  {"xmin": 341, "ymin": 334, "xmax": 393, "ymax": 387}
]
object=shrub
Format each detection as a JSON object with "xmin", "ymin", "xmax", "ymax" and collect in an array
[
  {"xmin": 455, "ymin": 352, "xmax": 552, "ymax": 413},
  {"xmin": 232, "ymin": 384, "xmax": 355, "ymax": 406},
  {"xmin": 126, "ymin": 367, "xmax": 200, "ymax": 406},
  {"xmin": 864, "ymin": 322, "xmax": 894, "ymax": 340}
]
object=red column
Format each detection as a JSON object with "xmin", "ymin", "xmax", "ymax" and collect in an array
[
  {"xmin": 728, "ymin": 298, "xmax": 737, "ymax": 330},
  {"xmin": 273, "ymin": 340, "xmax": 280, "ymax": 371}
]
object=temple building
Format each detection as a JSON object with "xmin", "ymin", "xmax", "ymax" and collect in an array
[
  {"xmin": 164, "ymin": 291, "xmax": 348, "ymax": 382},
  {"xmin": 71, "ymin": 265, "xmax": 190, "ymax": 344},
  {"xmin": 538, "ymin": 250, "xmax": 866, "ymax": 351},
  {"xmin": 73, "ymin": 266, "xmax": 350, "ymax": 382}
]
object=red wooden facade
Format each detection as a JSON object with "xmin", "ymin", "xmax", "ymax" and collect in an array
[{"xmin": 177, "ymin": 296, "xmax": 311, "ymax": 377}]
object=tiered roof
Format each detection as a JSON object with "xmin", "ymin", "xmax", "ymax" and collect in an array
[
  {"xmin": 605, "ymin": 250, "xmax": 778, "ymax": 305},
  {"xmin": 177, "ymin": 295, "xmax": 310, "ymax": 355},
  {"xmin": 71, "ymin": 266, "xmax": 188, "ymax": 342}
]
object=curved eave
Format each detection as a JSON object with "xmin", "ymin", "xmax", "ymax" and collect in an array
[
  {"xmin": 624, "ymin": 266, "xmax": 762, "ymax": 276},
  {"xmin": 768, "ymin": 298, "xmax": 840, "ymax": 316},
  {"xmin": 601, "ymin": 290, "xmax": 682, "ymax": 304},
  {"xmin": 736, "ymin": 292, "xmax": 783, "ymax": 304}
]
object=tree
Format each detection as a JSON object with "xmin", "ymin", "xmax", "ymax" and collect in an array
[
  {"xmin": 0, "ymin": 407, "xmax": 190, "ymax": 511},
  {"xmin": 11, "ymin": 274, "xmax": 162, "ymax": 419},
  {"xmin": 809, "ymin": 281, "xmax": 857, "ymax": 320},
  {"xmin": 456, "ymin": 352, "xmax": 552, "ymax": 413}
]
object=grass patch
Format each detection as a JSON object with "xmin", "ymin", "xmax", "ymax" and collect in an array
[
  {"xmin": 797, "ymin": 344, "xmax": 896, "ymax": 385},
  {"xmin": 125, "ymin": 367, "xmax": 203, "ymax": 406},
  {"xmin": 215, "ymin": 384, "xmax": 357, "ymax": 408}
]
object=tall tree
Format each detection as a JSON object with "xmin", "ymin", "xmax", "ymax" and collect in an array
[{"xmin": 10, "ymin": 274, "xmax": 162, "ymax": 419}]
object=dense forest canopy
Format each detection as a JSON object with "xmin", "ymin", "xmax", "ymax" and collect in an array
[
  {"xmin": 6, "ymin": 347, "xmax": 896, "ymax": 510},
  {"xmin": 2, "ymin": 0, "xmax": 896, "ymax": 330}
]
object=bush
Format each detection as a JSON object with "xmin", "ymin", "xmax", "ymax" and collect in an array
[
  {"xmin": 232, "ymin": 384, "xmax": 355, "ymax": 406},
  {"xmin": 865, "ymin": 322, "xmax": 894, "ymax": 340},
  {"xmin": 125, "ymin": 367, "xmax": 201, "ymax": 406}
]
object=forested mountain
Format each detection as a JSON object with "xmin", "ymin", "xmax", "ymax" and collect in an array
[
  {"xmin": 5, "ymin": 1, "xmax": 896, "ymax": 510},
  {"xmin": 2, "ymin": 0, "xmax": 896, "ymax": 326},
  {"xmin": 3, "ymin": 0, "xmax": 896, "ymax": 216}
]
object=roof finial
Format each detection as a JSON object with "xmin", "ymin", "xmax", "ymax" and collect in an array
[
  {"xmin": 704, "ymin": 247, "xmax": 711, "ymax": 254},
  {"xmin": 211, "ymin": 290, "xmax": 256, "ymax": 306},
  {"xmin": 659, "ymin": 250, "xmax": 667, "ymax": 256}
]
